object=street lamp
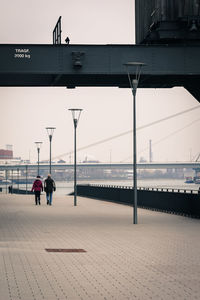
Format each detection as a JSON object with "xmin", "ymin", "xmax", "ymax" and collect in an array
[
  {"xmin": 124, "ymin": 62, "xmax": 146, "ymax": 224},
  {"xmin": 35, "ymin": 142, "xmax": 42, "ymax": 176},
  {"xmin": 25, "ymin": 165, "xmax": 28, "ymax": 194},
  {"xmin": 68, "ymin": 108, "xmax": 83, "ymax": 206},
  {"xmin": 11, "ymin": 169, "xmax": 13, "ymax": 193},
  {"xmin": 46, "ymin": 127, "xmax": 56, "ymax": 174},
  {"xmin": 17, "ymin": 168, "xmax": 19, "ymax": 193}
]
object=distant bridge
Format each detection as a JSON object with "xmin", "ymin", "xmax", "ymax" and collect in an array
[{"xmin": 0, "ymin": 162, "xmax": 200, "ymax": 171}]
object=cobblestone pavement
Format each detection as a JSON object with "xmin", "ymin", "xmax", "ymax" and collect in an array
[{"xmin": 0, "ymin": 193, "xmax": 200, "ymax": 300}]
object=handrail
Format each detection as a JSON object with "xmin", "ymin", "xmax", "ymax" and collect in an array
[{"xmin": 78, "ymin": 184, "xmax": 199, "ymax": 194}]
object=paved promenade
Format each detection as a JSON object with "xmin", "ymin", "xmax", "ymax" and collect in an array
[{"xmin": 0, "ymin": 193, "xmax": 200, "ymax": 300}]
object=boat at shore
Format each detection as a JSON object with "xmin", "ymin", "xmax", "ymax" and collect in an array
[
  {"xmin": 0, "ymin": 178, "xmax": 35, "ymax": 185},
  {"xmin": 185, "ymin": 176, "xmax": 200, "ymax": 184},
  {"xmin": 194, "ymin": 176, "xmax": 200, "ymax": 184},
  {"xmin": 184, "ymin": 176, "xmax": 194, "ymax": 183},
  {"xmin": 0, "ymin": 179, "xmax": 12, "ymax": 185}
]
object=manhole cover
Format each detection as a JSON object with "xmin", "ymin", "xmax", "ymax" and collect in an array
[{"xmin": 45, "ymin": 249, "xmax": 86, "ymax": 253}]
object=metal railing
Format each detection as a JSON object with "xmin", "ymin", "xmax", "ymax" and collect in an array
[{"xmin": 82, "ymin": 184, "xmax": 199, "ymax": 195}]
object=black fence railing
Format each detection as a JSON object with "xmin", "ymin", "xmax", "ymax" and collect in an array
[
  {"xmin": 87, "ymin": 184, "xmax": 199, "ymax": 194},
  {"xmin": 77, "ymin": 184, "xmax": 200, "ymax": 218},
  {"xmin": 10, "ymin": 188, "xmax": 34, "ymax": 195}
]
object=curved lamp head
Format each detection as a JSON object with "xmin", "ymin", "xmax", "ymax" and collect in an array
[
  {"xmin": 46, "ymin": 127, "xmax": 56, "ymax": 141},
  {"xmin": 124, "ymin": 62, "xmax": 146, "ymax": 94},
  {"xmin": 35, "ymin": 142, "xmax": 43, "ymax": 150},
  {"xmin": 68, "ymin": 108, "xmax": 83, "ymax": 128}
]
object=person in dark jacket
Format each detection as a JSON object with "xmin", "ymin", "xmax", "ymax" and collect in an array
[
  {"xmin": 44, "ymin": 174, "xmax": 56, "ymax": 205},
  {"xmin": 31, "ymin": 176, "xmax": 43, "ymax": 205}
]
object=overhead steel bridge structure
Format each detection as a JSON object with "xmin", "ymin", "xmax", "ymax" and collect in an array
[
  {"xmin": 0, "ymin": 44, "xmax": 200, "ymax": 102},
  {"xmin": 1, "ymin": 1, "xmax": 200, "ymax": 102}
]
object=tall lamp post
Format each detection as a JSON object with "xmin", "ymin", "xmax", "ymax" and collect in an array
[
  {"xmin": 5, "ymin": 169, "xmax": 8, "ymax": 194},
  {"xmin": 46, "ymin": 127, "xmax": 56, "ymax": 174},
  {"xmin": 25, "ymin": 165, "xmax": 28, "ymax": 194},
  {"xmin": 17, "ymin": 168, "xmax": 19, "ymax": 193},
  {"xmin": 68, "ymin": 108, "xmax": 83, "ymax": 206},
  {"xmin": 35, "ymin": 142, "xmax": 42, "ymax": 176},
  {"xmin": 124, "ymin": 62, "xmax": 146, "ymax": 224},
  {"xmin": 11, "ymin": 169, "xmax": 13, "ymax": 193}
]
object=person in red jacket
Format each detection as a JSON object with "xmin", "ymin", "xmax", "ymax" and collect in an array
[{"xmin": 31, "ymin": 175, "xmax": 43, "ymax": 205}]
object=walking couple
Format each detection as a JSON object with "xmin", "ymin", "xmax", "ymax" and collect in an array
[{"xmin": 31, "ymin": 174, "xmax": 56, "ymax": 206}]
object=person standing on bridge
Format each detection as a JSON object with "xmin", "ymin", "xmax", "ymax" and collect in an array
[
  {"xmin": 44, "ymin": 174, "xmax": 56, "ymax": 205},
  {"xmin": 31, "ymin": 176, "xmax": 43, "ymax": 205}
]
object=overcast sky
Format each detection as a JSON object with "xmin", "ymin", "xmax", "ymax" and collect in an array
[{"xmin": 0, "ymin": 0, "xmax": 199, "ymax": 163}]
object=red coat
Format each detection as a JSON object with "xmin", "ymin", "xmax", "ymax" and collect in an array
[{"xmin": 31, "ymin": 179, "xmax": 43, "ymax": 192}]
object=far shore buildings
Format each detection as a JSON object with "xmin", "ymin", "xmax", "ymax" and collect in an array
[{"xmin": 0, "ymin": 145, "xmax": 13, "ymax": 160}]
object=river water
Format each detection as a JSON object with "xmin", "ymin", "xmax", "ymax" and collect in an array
[{"xmin": 1, "ymin": 178, "xmax": 199, "ymax": 195}]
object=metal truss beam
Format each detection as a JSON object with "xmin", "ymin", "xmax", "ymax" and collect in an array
[{"xmin": 0, "ymin": 44, "xmax": 200, "ymax": 101}]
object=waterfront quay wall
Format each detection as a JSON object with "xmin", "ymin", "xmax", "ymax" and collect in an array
[{"xmin": 77, "ymin": 184, "xmax": 200, "ymax": 218}]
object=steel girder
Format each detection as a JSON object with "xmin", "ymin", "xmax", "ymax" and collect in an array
[{"xmin": 0, "ymin": 44, "xmax": 200, "ymax": 101}]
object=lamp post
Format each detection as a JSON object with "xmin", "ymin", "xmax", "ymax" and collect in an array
[
  {"xmin": 35, "ymin": 142, "xmax": 42, "ymax": 176},
  {"xmin": 5, "ymin": 169, "xmax": 8, "ymax": 194},
  {"xmin": 124, "ymin": 62, "xmax": 146, "ymax": 224},
  {"xmin": 11, "ymin": 169, "xmax": 13, "ymax": 193},
  {"xmin": 17, "ymin": 168, "xmax": 19, "ymax": 193},
  {"xmin": 46, "ymin": 127, "xmax": 56, "ymax": 174},
  {"xmin": 25, "ymin": 165, "xmax": 28, "ymax": 194},
  {"xmin": 68, "ymin": 108, "xmax": 83, "ymax": 206}
]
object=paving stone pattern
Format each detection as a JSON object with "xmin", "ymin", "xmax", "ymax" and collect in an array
[{"xmin": 0, "ymin": 194, "xmax": 200, "ymax": 300}]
